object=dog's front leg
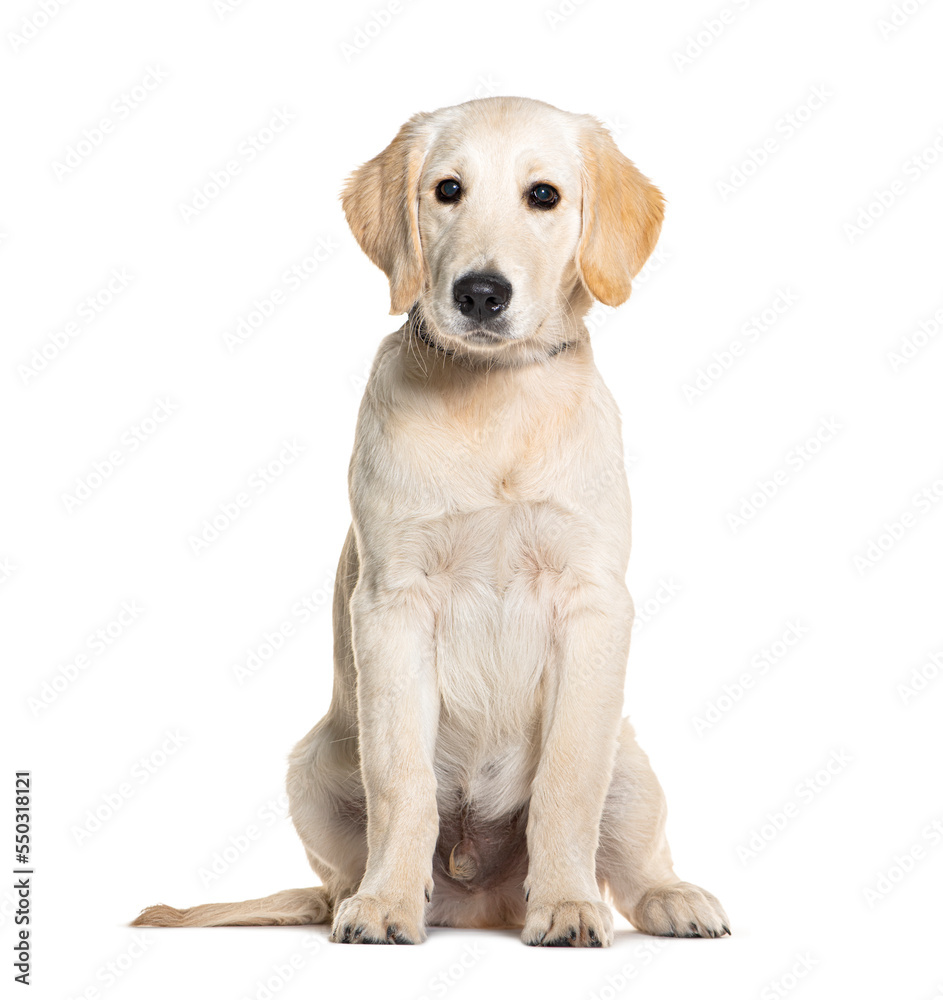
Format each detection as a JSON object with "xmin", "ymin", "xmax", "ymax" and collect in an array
[
  {"xmin": 330, "ymin": 582, "xmax": 439, "ymax": 944},
  {"xmin": 523, "ymin": 582, "xmax": 633, "ymax": 948}
]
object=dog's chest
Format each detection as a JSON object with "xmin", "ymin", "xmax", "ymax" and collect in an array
[
  {"xmin": 425, "ymin": 502, "xmax": 556, "ymax": 802},
  {"xmin": 415, "ymin": 478, "xmax": 588, "ymax": 751},
  {"xmin": 353, "ymin": 349, "xmax": 628, "ymax": 749}
]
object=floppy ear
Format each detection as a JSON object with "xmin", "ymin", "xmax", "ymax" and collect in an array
[
  {"xmin": 341, "ymin": 114, "xmax": 431, "ymax": 315},
  {"xmin": 577, "ymin": 121, "xmax": 665, "ymax": 308}
]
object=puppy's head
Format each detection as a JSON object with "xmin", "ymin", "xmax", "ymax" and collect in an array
[{"xmin": 341, "ymin": 96, "xmax": 664, "ymax": 363}]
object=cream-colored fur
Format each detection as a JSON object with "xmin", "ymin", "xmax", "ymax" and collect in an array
[{"xmin": 133, "ymin": 96, "xmax": 729, "ymax": 946}]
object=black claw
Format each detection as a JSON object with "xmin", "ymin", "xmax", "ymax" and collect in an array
[
  {"xmin": 689, "ymin": 922, "xmax": 698, "ymax": 933},
  {"xmin": 569, "ymin": 928, "xmax": 578, "ymax": 939},
  {"xmin": 341, "ymin": 925, "xmax": 352, "ymax": 943},
  {"xmin": 424, "ymin": 888, "xmax": 431, "ymax": 902},
  {"xmin": 386, "ymin": 924, "xmax": 396, "ymax": 939},
  {"xmin": 722, "ymin": 925, "xmax": 731, "ymax": 936},
  {"xmin": 525, "ymin": 889, "xmax": 530, "ymax": 902}
]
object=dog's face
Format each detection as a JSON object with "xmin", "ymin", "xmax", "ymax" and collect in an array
[
  {"xmin": 415, "ymin": 103, "xmax": 586, "ymax": 357},
  {"xmin": 342, "ymin": 97, "xmax": 664, "ymax": 363}
]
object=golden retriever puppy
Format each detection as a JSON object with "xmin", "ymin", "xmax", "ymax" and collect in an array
[{"xmin": 134, "ymin": 96, "xmax": 729, "ymax": 947}]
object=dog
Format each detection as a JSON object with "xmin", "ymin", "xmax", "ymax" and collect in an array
[{"xmin": 133, "ymin": 96, "xmax": 729, "ymax": 947}]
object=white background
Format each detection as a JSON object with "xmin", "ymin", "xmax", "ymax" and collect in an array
[{"xmin": 2, "ymin": 0, "xmax": 942, "ymax": 998}]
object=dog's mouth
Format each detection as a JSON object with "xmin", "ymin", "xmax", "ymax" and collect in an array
[
  {"xmin": 411, "ymin": 305, "xmax": 515, "ymax": 355},
  {"xmin": 451, "ymin": 305, "xmax": 513, "ymax": 345},
  {"xmin": 409, "ymin": 308, "xmax": 568, "ymax": 371},
  {"xmin": 461, "ymin": 328, "xmax": 508, "ymax": 345}
]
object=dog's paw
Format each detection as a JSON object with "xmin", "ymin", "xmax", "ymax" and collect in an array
[
  {"xmin": 631, "ymin": 881, "xmax": 730, "ymax": 938},
  {"xmin": 330, "ymin": 893, "xmax": 424, "ymax": 944},
  {"xmin": 522, "ymin": 899, "xmax": 613, "ymax": 947}
]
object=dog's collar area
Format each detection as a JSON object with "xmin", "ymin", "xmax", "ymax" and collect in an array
[
  {"xmin": 544, "ymin": 339, "xmax": 573, "ymax": 358},
  {"xmin": 409, "ymin": 318, "xmax": 574, "ymax": 365},
  {"xmin": 413, "ymin": 321, "xmax": 455, "ymax": 357}
]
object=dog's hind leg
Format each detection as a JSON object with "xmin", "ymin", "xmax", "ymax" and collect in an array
[{"xmin": 596, "ymin": 719, "xmax": 730, "ymax": 938}]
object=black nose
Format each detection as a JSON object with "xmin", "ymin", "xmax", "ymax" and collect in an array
[{"xmin": 452, "ymin": 272, "xmax": 512, "ymax": 322}]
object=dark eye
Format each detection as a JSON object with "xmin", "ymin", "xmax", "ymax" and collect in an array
[
  {"xmin": 435, "ymin": 179, "xmax": 462, "ymax": 203},
  {"xmin": 529, "ymin": 183, "xmax": 559, "ymax": 209}
]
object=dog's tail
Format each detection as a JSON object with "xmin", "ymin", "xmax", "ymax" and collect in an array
[{"xmin": 130, "ymin": 886, "xmax": 331, "ymax": 928}]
